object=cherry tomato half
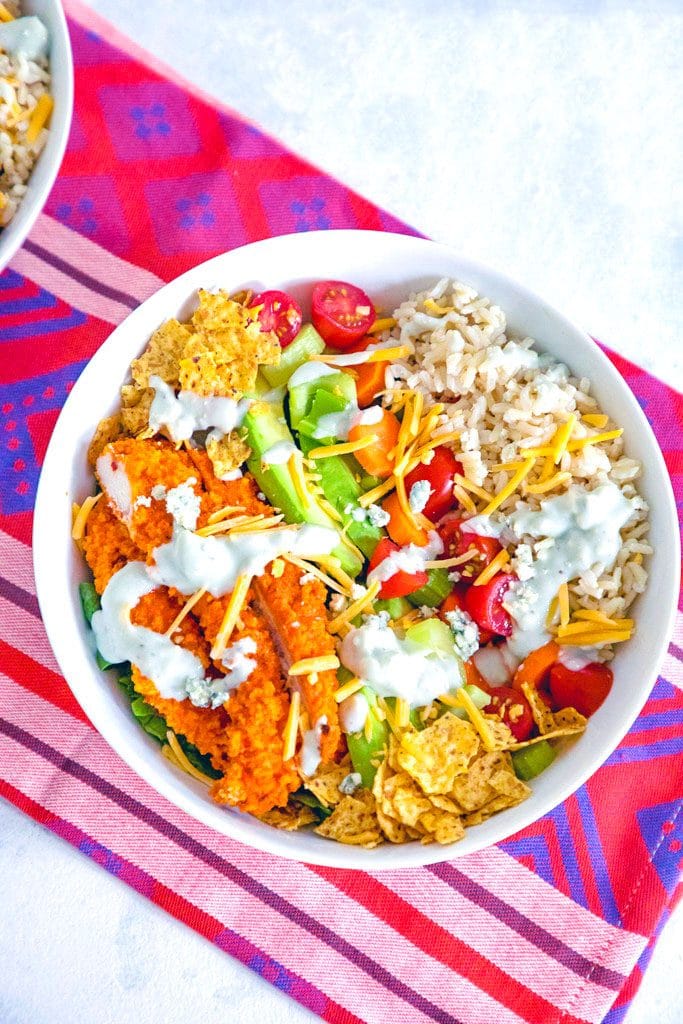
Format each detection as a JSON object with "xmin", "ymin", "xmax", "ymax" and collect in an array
[
  {"xmin": 311, "ymin": 280, "xmax": 376, "ymax": 350},
  {"xmin": 367, "ymin": 537, "xmax": 428, "ymax": 599},
  {"xmin": 404, "ymin": 447, "xmax": 462, "ymax": 523},
  {"xmin": 438, "ymin": 514, "xmax": 502, "ymax": 569},
  {"xmin": 482, "ymin": 684, "xmax": 534, "ymax": 742},
  {"xmin": 549, "ymin": 662, "xmax": 613, "ymax": 718},
  {"xmin": 248, "ymin": 290, "xmax": 302, "ymax": 348},
  {"xmin": 464, "ymin": 573, "xmax": 515, "ymax": 637}
]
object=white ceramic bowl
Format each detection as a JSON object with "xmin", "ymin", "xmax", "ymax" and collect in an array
[
  {"xmin": 0, "ymin": 0, "xmax": 73, "ymax": 270},
  {"xmin": 33, "ymin": 230, "xmax": 680, "ymax": 869}
]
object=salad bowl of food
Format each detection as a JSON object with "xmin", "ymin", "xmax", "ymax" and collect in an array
[
  {"xmin": 33, "ymin": 230, "xmax": 679, "ymax": 868},
  {"xmin": 0, "ymin": 0, "xmax": 73, "ymax": 269}
]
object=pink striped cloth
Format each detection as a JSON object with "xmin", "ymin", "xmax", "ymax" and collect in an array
[{"xmin": 0, "ymin": 3, "xmax": 681, "ymax": 1022}]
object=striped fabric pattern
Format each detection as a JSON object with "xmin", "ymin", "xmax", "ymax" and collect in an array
[{"xmin": 0, "ymin": 4, "xmax": 681, "ymax": 1022}]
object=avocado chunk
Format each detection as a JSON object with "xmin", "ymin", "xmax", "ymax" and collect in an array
[
  {"xmin": 289, "ymin": 368, "xmax": 357, "ymax": 434},
  {"xmin": 241, "ymin": 399, "xmax": 362, "ymax": 576},
  {"xmin": 261, "ymin": 324, "xmax": 325, "ymax": 388}
]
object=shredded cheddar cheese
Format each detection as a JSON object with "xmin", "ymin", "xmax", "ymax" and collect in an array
[
  {"xmin": 327, "ymin": 578, "xmax": 381, "ymax": 633},
  {"xmin": 289, "ymin": 654, "xmax": 340, "ymax": 676},
  {"xmin": 283, "ymin": 554, "xmax": 348, "ymax": 596},
  {"xmin": 367, "ymin": 317, "xmax": 397, "ymax": 334},
  {"xmin": 165, "ymin": 587, "xmax": 207, "ymax": 638},
  {"xmin": 454, "ymin": 688, "xmax": 495, "ymax": 752},
  {"xmin": 557, "ymin": 583, "xmax": 570, "ymax": 628},
  {"xmin": 282, "ymin": 691, "xmax": 301, "ymax": 761},
  {"xmin": 334, "ymin": 677, "xmax": 364, "ymax": 703},
  {"xmin": 452, "ymin": 483, "xmax": 477, "ymax": 514},
  {"xmin": 472, "ymin": 548, "xmax": 510, "ymax": 587},
  {"xmin": 524, "ymin": 471, "xmax": 572, "ymax": 495},
  {"xmin": 480, "ymin": 459, "xmax": 535, "ymax": 516},
  {"xmin": 210, "ymin": 573, "xmax": 252, "ymax": 658},
  {"xmin": 394, "ymin": 698, "xmax": 410, "ymax": 729},
  {"xmin": 308, "ymin": 435, "xmax": 378, "ymax": 460},
  {"xmin": 452, "ymin": 474, "xmax": 491, "ymax": 503},
  {"xmin": 0, "ymin": 4, "xmax": 15, "ymax": 21},
  {"xmin": 71, "ymin": 493, "xmax": 103, "ymax": 542},
  {"xmin": 583, "ymin": 413, "xmax": 609, "ymax": 428},
  {"xmin": 551, "ymin": 414, "xmax": 576, "ymax": 464},
  {"xmin": 26, "ymin": 93, "xmax": 53, "ymax": 144},
  {"xmin": 166, "ymin": 731, "xmax": 214, "ymax": 785}
]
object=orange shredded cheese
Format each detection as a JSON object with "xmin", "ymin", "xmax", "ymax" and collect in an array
[
  {"xmin": 210, "ymin": 573, "xmax": 252, "ymax": 657},
  {"xmin": 334, "ymin": 677, "xmax": 364, "ymax": 703},
  {"xmin": 472, "ymin": 548, "xmax": 510, "ymax": 586},
  {"xmin": 282, "ymin": 691, "xmax": 301, "ymax": 762},
  {"xmin": 26, "ymin": 93, "xmax": 53, "ymax": 144},
  {"xmin": 71, "ymin": 493, "xmax": 103, "ymax": 542},
  {"xmin": 165, "ymin": 587, "xmax": 207, "ymax": 637},
  {"xmin": 288, "ymin": 655, "xmax": 340, "ymax": 676}
]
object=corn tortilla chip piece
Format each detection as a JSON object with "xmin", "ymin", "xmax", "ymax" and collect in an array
[
  {"xmin": 130, "ymin": 319, "xmax": 190, "ymax": 389},
  {"xmin": 305, "ymin": 755, "xmax": 352, "ymax": 808},
  {"xmin": 449, "ymin": 751, "xmax": 508, "ymax": 812},
  {"xmin": 378, "ymin": 772, "xmax": 434, "ymax": 828},
  {"xmin": 120, "ymin": 384, "xmax": 154, "ymax": 435},
  {"xmin": 418, "ymin": 810, "xmax": 465, "ymax": 845},
  {"xmin": 396, "ymin": 715, "xmax": 480, "ymax": 794},
  {"xmin": 88, "ymin": 413, "xmax": 124, "ymax": 467},
  {"xmin": 314, "ymin": 790, "xmax": 383, "ymax": 848},
  {"xmin": 520, "ymin": 684, "xmax": 588, "ymax": 741},
  {"xmin": 521, "ymin": 682, "xmax": 556, "ymax": 734},
  {"xmin": 206, "ymin": 431, "xmax": 251, "ymax": 480},
  {"xmin": 260, "ymin": 804, "xmax": 317, "ymax": 831},
  {"xmin": 376, "ymin": 805, "xmax": 416, "ymax": 844},
  {"xmin": 179, "ymin": 290, "xmax": 280, "ymax": 398},
  {"xmin": 482, "ymin": 715, "xmax": 516, "ymax": 751},
  {"xmin": 553, "ymin": 707, "xmax": 587, "ymax": 732}
]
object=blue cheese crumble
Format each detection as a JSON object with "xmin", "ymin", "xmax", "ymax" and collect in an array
[
  {"xmin": 408, "ymin": 479, "xmax": 432, "ymax": 514},
  {"xmin": 444, "ymin": 608, "xmax": 480, "ymax": 661},
  {"xmin": 338, "ymin": 772, "xmax": 363, "ymax": 795}
]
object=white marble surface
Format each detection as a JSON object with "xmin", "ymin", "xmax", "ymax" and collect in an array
[{"xmin": 3, "ymin": 1, "xmax": 682, "ymax": 1022}]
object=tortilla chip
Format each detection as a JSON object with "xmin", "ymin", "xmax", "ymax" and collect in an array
[
  {"xmin": 521, "ymin": 682, "xmax": 556, "ymax": 734},
  {"xmin": 377, "ymin": 771, "xmax": 434, "ymax": 828},
  {"xmin": 520, "ymin": 683, "xmax": 588, "ymax": 741},
  {"xmin": 179, "ymin": 290, "xmax": 280, "ymax": 397},
  {"xmin": 206, "ymin": 431, "xmax": 251, "ymax": 480},
  {"xmin": 305, "ymin": 755, "xmax": 352, "ymax": 808},
  {"xmin": 87, "ymin": 413, "xmax": 124, "ymax": 467},
  {"xmin": 314, "ymin": 790, "xmax": 383, "ymax": 848},
  {"xmin": 482, "ymin": 715, "xmax": 516, "ymax": 751},
  {"xmin": 260, "ymin": 803, "xmax": 317, "ymax": 830},
  {"xmin": 418, "ymin": 810, "xmax": 465, "ymax": 845},
  {"xmin": 130, "ymin": 319, "xmax": 190, "ymax": 390},
  {"xmin": 376, "ymin": 805, "xmax": 416, "ymax": 844},
  {"xmin": 396, "ymin": 715, "xmax": 479, "ymax": 795},
  {"xmin": 120, "ymin": 384, "xmax": 154, "ymax": 435}
]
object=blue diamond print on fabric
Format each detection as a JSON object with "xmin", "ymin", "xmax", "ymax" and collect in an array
[
  {"xmin": 637, "ymin": 800, "xmax": 682, "ymax": 894},
  {"xmin": 0, "ymin": 360, "xmax": 87, "ymax": 515}
]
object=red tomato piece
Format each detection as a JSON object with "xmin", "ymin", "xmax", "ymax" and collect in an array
[
  {"xmin": 438, "ymin": 513, "xmax": 502, "ymax": 568},
  {"xmin": 482, "ymin": 684, "xmax": 534, "ymax": 742},
  {"xmin": 248, "ymin": 290, "xmax": 302, "ymax": 348},
  {"xmin": 367, "ymin": 538, "xmax": 428, "ymax": 599},
  {"xmin": 311, "ymin": 280, "xmax": 376, "ymax": 350},
  {"xmin": 549, "ymin": 662, "xmax": 613, "ymax": 718},
  {"xmin": 404, "ymin": 447, "xmax": 463, "ymax": 523},
  {"xmin": 464, "ymin": 573, "xmax": 515, "ymax": 637}
]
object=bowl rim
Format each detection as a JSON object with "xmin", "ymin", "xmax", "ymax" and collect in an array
[
  {"xmin": 33, "ymin": 229, "xmax": 681, "ymax": 869},
  {"xmin": 0, "ymin": 0, "xmax": 74, "ymax": 270}
]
